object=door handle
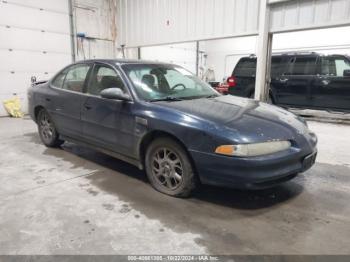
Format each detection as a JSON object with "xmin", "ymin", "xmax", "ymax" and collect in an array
[
  {"xmin": 321, "ymin": 79, "xmax": 330, "ymax": 86},
  {"xmin": 279, "ymin": 78, "xmax": 289, "ymax": 83},
  {"xmin": 45, "ymin": 98, "xmax": 51, "ymax": 102}
]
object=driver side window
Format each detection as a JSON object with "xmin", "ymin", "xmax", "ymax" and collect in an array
[
  {"xmin": 87, "ymin": 64, "xmax": 126, "ymax": 96},
  {"xmin": 164, "ymin": 69, "xmax": 196, "ymax": 90}
]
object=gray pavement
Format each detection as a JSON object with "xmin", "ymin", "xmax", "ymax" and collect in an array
[{"xmin": 0, "ymin": 117, "xmax": 349, "ymax": 255}]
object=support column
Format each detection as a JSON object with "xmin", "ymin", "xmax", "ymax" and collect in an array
[
  {"xmin": 196, "ymin": 41, "xmax": 199, "ymax": 76},
  {"xmin": 68, "ymin": 0, "xmax": 76, "ymax": 62},
  {"xmin": 254, "ymin": 0, "xmax": 272, "ymax": 102}
]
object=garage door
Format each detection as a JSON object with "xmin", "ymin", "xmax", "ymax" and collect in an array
[{"xmin": 0, "ymin": 0, "xmax": 72, "ymax": 116}]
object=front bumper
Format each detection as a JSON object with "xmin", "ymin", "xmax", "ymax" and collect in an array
[{"xmin": 190, "ymin": 147, "xmax": 317, "ymax": 189}]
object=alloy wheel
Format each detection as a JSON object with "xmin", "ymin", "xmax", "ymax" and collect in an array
[
  {"xmin": 151, "ymin": 147, "xmax": 184, "ymax": 190},
  {"xmin": 39, "ymin": 112, "xmax": 54, "ymax": 143}
]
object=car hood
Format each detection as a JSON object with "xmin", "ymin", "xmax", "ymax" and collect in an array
[{"xmin": 154, "ymin": 95, "xmax": 311, "ymax": 144}]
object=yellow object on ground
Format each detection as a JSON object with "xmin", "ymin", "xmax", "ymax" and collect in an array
[{"xmin": 3, "ymin": 97, "xmax": 24, "ymax": 118}]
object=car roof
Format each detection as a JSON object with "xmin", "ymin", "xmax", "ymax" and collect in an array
[
  {"xmin": 73, "ymin": 59, "xmax": 172, "ymax": 66},
  {"xmin": 241, "ymin": 52, "xmax": 349, "ymax": 60}
]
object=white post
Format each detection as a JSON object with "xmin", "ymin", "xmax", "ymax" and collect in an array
[{"xmin": 254, "ymin": 0, "xmax": 272, "ymax": 102}]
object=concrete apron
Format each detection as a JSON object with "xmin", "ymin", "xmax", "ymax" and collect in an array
[{"xmin": 0, "ymin": 117, "xmax": 349, "ymax": 255}]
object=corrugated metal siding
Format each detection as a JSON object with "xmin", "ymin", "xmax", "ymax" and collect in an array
[
  {"xmin": 75, "ymin": 0, "xmax": 116, "ymax": 40},
  {"xmin": 117, "ymin": 0, "xmax": 261, "ymax": 47},
  {"xmin": 74, "ymin": 0, "xmax": 117, "ymax": 60},
  {"xmin": 270, "ymin": 0, "xmax": 350, "ymax": 33},
  {"xmin": 118, "ymin": 0, "xmax": 350, "ymax": 48},
  {"xmin": 0, "ymin": 0, "xmax": 71, "ymax": 116}
]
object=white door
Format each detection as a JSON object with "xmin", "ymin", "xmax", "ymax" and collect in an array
[{"xmin": 0, "ymin": 0, "xmax": 72, "ymax": 116}]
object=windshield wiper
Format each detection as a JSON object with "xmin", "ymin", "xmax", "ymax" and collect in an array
[{"xmin": 149, "ymin": 96, "xmax": 183, "ymax": 102}]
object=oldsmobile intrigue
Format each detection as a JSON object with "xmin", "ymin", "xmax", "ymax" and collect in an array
[{"xmin": 28, "ymin": 59, "xmax": 317, "ymax": 197}]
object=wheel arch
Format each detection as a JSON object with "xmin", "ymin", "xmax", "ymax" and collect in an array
[
  {"xmin": 34, "ymin": 105, "xmax": 45, "ymax": 122},
  {"xmin": 139, "ymin": 130, "xmax": 198, "ymax": 176}
]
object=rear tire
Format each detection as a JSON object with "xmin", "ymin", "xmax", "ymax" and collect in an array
[
  {"xmin": 145, "ymin": 137, "xmax": 197, "ymax": 198},
  {"xmin": 37, "ymin": 109, "xmax": 64, "ymax": 147}
]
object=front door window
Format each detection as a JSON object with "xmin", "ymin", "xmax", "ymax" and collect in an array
[{"xmin": 87, "ymin": 64, "xmax": 126, "ymax": 96}]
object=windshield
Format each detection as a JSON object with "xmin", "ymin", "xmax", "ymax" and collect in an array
[{"xmin": 121, "ymin": 64, "xmax": 218, "ymax": 101}]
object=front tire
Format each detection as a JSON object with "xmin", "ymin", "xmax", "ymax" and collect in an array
[
  {"xmin": 145, "ymin": 138, "xmax": 197, "ymax": 197},
  {"xmin": 37, "ymin": 109, "xmax": 64, "ymax": 147}
]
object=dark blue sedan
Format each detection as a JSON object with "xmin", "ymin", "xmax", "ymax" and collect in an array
[{"xmin": 28, "ymin": 59, "xmax": 317, "ymax": 197}]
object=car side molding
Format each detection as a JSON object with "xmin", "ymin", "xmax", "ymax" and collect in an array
[{"xmin": 60, "ymin": 135, "xmax": 143, "ymax": 170}]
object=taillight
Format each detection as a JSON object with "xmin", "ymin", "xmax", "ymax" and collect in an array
[{"xmin": 227, "ymin": 76, "xmax": 236, "ymax": 87}]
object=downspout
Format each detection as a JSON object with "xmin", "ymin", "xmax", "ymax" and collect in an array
[
  {"xmin": 137, "ymin": 47, "xmax": 141, "ymax": 59},
  {"xmin": 121, "ymin": 45, "xmax": 126, "ymax": 58},
  {"xmin": 196, "ymin": 41, "xmax": 199, "ymax": 76},
  {"xmin": 68, "ymin": 0, "xmax": 76, "ymax": 62},
  {"xmin": 110, "ymin": 0, "xmax": 117, "ymax": 58}
]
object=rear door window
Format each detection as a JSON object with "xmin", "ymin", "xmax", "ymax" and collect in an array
[
  {"xmin": 233, "ymin": 58, "xmax": 257, "ymax": 77},
  {"xmin": 51, "ymin": 69, "xmax": 68, "ymax": 88},
  {"xmin": 234, "ymin": 56, "xmax": 284, "ymax": 78},
  {"xmin": 320, "ymin": 56, "xmax": 350, "ymax": 76},
  {"xmin": 62, "ymin": 64, "xmax": 90, "ymax": 92},
  {"xmin": 286, "ymin": 56, "xmax": 317, "ymax": 75}
]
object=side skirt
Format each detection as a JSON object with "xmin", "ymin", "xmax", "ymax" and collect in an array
[{"xmin": 60, "ymin": 135, "xmax": 143, "ymax": 170}]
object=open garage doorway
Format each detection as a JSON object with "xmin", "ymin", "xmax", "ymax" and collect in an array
[
  {"xmin": 140, "ymin": 42, "xmax": 198, "ymax": 74},
  {"xmin": 198, "ymin": 26, "xmax": 350, "ymax": 119}
]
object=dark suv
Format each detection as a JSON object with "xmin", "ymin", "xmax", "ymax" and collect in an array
[{"xmin": 227, "ymin": 53, "xmax": 350, "ymax": 112}]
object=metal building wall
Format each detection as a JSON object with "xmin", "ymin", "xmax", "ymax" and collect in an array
[
  {"xmin": 118, "ymin": 0, "xmax": 350, "ymax": 48},
  {"xmin": 74, "ymin": 0, "xmax": 117, "ymax": 60},
  {"xmin": 117, "ymin": 0, "xmax": 261, "ymax": 47},
  {"xmin": 270, "ymin": 0, "xmax": 350, "ymax": 33},
  {"xmin": 0, "ymin": 0, "xmax": 72, "ymax": 116}
]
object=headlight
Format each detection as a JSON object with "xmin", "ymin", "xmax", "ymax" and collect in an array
[{"xmin": 215, "ymin": 141, "xmax": 291, "ymax": 157}]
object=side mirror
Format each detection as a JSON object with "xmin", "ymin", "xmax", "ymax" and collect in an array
[
  {"xmin": 31, "ymin": 76, "xmax": 37, "ymax": 86},
  {"xmin": 343, "ymin": 69, "xmax": 350, "ymax": 77},
  {"xmin": 100, "ymin": 88, "xmax": 131, "ymax": 101}
]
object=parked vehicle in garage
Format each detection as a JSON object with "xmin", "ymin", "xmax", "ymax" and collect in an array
[
  {"xmin": 227, "ymin": 53, "xmax": 350, "ymax": 112},
  {"xmin": 28, "ymin": 59, "xmax": 317, "ymax": 197}
]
